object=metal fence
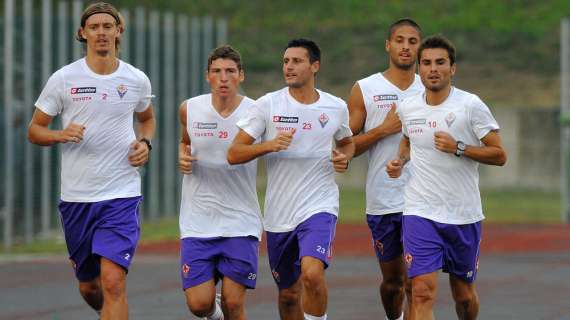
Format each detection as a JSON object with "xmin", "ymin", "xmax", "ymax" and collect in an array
[
  {"xmin": 562, "ymin": 17, "xmax": 570, "ymax": 223},
  {"xmin": 0, "ymin": 0, "xmax": 228, "ymax": 250}
]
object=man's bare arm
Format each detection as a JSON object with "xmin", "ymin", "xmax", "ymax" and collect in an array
[
  {"xmin": 348, "ymin": 82, "xmax": 403, "ymax": 157},
  {"xmin": 433, "ymin": 130, "xmax": 507, "ymax": 166},
  {"xmin": 227, "ymin": 129, "xmax": 296, "ymax": 165},
  {"xmin": 28, "ymin": 107, "xmax": 84, "ymax": 146}
]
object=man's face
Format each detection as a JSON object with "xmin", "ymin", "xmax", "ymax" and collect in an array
[
  {"xmin": 419, "ymin": 48, "xmax": 456, "ymax": 92},
  {"xmin": 386, "ymin": 25, "xmax": 421, "ymax": 70},
  {"xmin": 207, "ymin": 58, "xmax": 244, "ymax": 98},
  {"xmin": 81, "ymin": 13, "xmax": 119, "ymax": 56},
  {"xmin": 283, "ymin": 47, "xmax": 319, "ymax": 89}
]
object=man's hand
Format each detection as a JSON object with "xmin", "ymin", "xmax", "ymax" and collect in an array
[
  {"xmin": 434, "ymin": 131, "xmax": 457, "ymax": 154},
  {"xmin": 179, "ymin": 145, "xmax": 197, "ymax": 174},
  {"xmin": 379, "ymin": 103, "xmax": 402, "ymax": 136},
  {"xmin": 58, "ymin": 123, "xmax": 85, "ymax": 143},
  {"xmin": 386, "ymin": 158, "xmax": 404, "ymax": 178},
  {"xmin": 266, "ymin": 128, "xmax": 296, "ymax": 152},
  {"xmin": 331, "ymin": 149, "xmax": 349, "ymax": 173},
  {"xmin": 128, "ymin": 140, "xmax": 150, "ymax": 167}
]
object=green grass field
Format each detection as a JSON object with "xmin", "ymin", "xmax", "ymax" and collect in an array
[
  {"xmin": 1, "ymin": 188, "xmax": 561, "ymax": 254},
  {"xmin": 338, "ymin": 187, "xmax": 561, "ymax": 223}
]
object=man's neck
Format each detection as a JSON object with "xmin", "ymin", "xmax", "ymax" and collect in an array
[
  {"xmin": 426, "ymin": 85, "xmax": 452, "ymax": 106},
  {"xmin": 382, "ymin": 65, "xmax": 416, "ymax": 91},
  {"xmin": 85, "ymin": 53, "xmax": 118, "ymax": 75},
  {"xmin": 211, "ymin": 94, "xmax": 243, "ymax": 118},
  {"xmin": 288, "ymin": 85, "xmax": 319, "ymax": 105}
]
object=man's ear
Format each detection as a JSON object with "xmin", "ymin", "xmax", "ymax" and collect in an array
[{"xmin": 311, "ymin": 60, "xmax": 321, "ymax": 74}]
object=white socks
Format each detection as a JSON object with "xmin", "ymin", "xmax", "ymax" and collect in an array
[
  {"xmin": 304, "ymin": 313, "xmax": 327, "ymax": 320},
  {"xmin": 206, "ymin": 305, "xmax": 224, "ymax": 320},
  {"xmin": 385, "ymin": 313, "xmax": 404, "ymax": 320},
  {"xmin": 206, "ymin": 294, "xmax": 224, "ymax": 320}
]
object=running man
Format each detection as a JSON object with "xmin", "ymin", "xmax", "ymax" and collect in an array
[
  {"xmin": 178, "ymin": 45, "xmax": 262, "ymax": 320},
  {"xmin": 227, "ymin": 38, "xmax": 355, "ymax": 320},
  {"xmin": 387, "ymin": 35, "xmax": 507, "ymax": 320},
  {"xmin": 28, "ymin": 2, "xmax": 155, "ymax": 319},
  {"xmin": 348, "ymin": 18, "xmax": 423, "ymax": 320}
]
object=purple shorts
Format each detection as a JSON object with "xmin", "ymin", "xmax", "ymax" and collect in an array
[
  {"xmin": 266, "ymin": 212, "xmax": 337, "ymax": 290},
  {"xmin": 402, "ymin": 215, "xmax": 481, "ymax": 283},
  {"xmin": 58, "ymin": 196, "xmax": 142, "ymax": 282},
  {"xmin": 180, "ymin": 236, "xmax": 259, "ymax": 290},
  {"xmin": 367, "ymin": 213, "xmax": 403, "ymax": 262}
]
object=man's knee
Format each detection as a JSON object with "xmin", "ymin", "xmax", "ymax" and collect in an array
[
  {"xmin": 301, "ymin": 261, "xmax": 325, "ymax": 291},
  {"xmin": 79, "ymin": 279, "xmax": 101, "ymax": 297},
  {"xmin": 78, "ymin": 278, "xmax": 103, "ymax": 311},
  {"xmin": 411, "ymin": 279, "xmax": 436, "ymax": 304},
  {"xmin": 382, "ymin": 273, "xmax": 406, "ymax": 295},
  {"xmin": 279, "ymin": 287, "xmax": 301, "ymax": 309},
  {"xmin": 452, "ymin": 286, "xmax": 478, "ymax": 307},
  {"xmin": 186, "ymin": 294, "xmax": 214, "ymax": 317},
  {"xmin": 100, "ymin": 268, "xmax": 126, "ymax": 300},
  {"xmin": 222, "ymin": 294, "xmax": 243, "ymax": 316}
]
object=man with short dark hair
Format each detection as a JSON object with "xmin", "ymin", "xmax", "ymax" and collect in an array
[
  {"xmin": 178, "ymin": 44, "xmax": 262, "ymax": 320},
  {"xmin": 28, "ymin": 2, "xmax": 155, "ymax": 319},
  {"xmin": 348, "ymin": 18, "xmax": 423, "ymax": 320},
  {"xmin": 228, "ymin": 38, "xmax": 355, "ymax": 320},
  {"xmin": 387, "ymin": 34, "xmax": 507, "ymax": 320}
]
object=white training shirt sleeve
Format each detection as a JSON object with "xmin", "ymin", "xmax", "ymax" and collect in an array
[
  {"xmin": 469, "ymin": 95, "xmax": 500, "ymax": 140},
  {"xmin": 236, "ymin": 97, "xmax": 268, "ymax": 140},
  {"xmin": 135, "ymin": 73, "xmax": 152, "ymax": 112},
  {"xmin": 334, "ymin": 102, "xmax": 353, "ymax": 141},
  {"xmin": 35, "ymin": 70, "xmax": 64, "ymax": 116}
]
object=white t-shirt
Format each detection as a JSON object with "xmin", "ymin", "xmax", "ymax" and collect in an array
[
  {"xmin": 35, "ymin": 58, "xmax": 152, "ymax": 202},
  {"xmin": 358, "ymin": 73, "xmax": 423, "ymax": 215},
  {"xmin": 237, "ymin": 87, "xmax": 353, "ymax": 232},
  {"xmin": 179, "ymin": 94, "xmax": 262, "ymax": 239},
  {"xmin": 398, "ymin": 87, "xmax": 500, "ymax": 224}
]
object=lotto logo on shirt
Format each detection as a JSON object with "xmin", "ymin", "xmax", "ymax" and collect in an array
[
  {"xmin": 272, "ymin": 115, "xmax": 299, "ymax": 123},
  {"xmin": 373, "ymin": 94, "xmax": 398, "ymax": 101},
  {"xmin": 374, "ymin": 96, "xmax": 397, "ymax": 110},
  {"xmin": 406, "ymin": 119, "xmax": 426, "ymax": 126},
  {"xmin": 192, "ymin": 122, "xmax": 218, "ymax": 129},
  {"xmin": 70, "ymin": 87, "xmax": 96, "ymax": 94}
]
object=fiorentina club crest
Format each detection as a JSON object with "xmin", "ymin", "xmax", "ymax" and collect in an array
[
  {"xmin": 117, "ymin": 84, "xmax": 128, "ymax": 99},
  {"xmin": 182, "ymin": 264, "xmax": 190, "ymax": 278},
  {"xmin": 271, "ymin": 269, "xmax": 280, "ymax": 283},
  {"xmin": 318, "ymin": 113, "xmax": 329, "ymax": 128},
  {"xmin": 404, "ymin": 253, "xmax": 413, "ymax": 267},
  {"xmin": 445, "ymin": 112, "xmax": 456, "ymax": 128},
  {"xmin": 374, "ymin": 240, "xmax": 385, "ymax": 255}
]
